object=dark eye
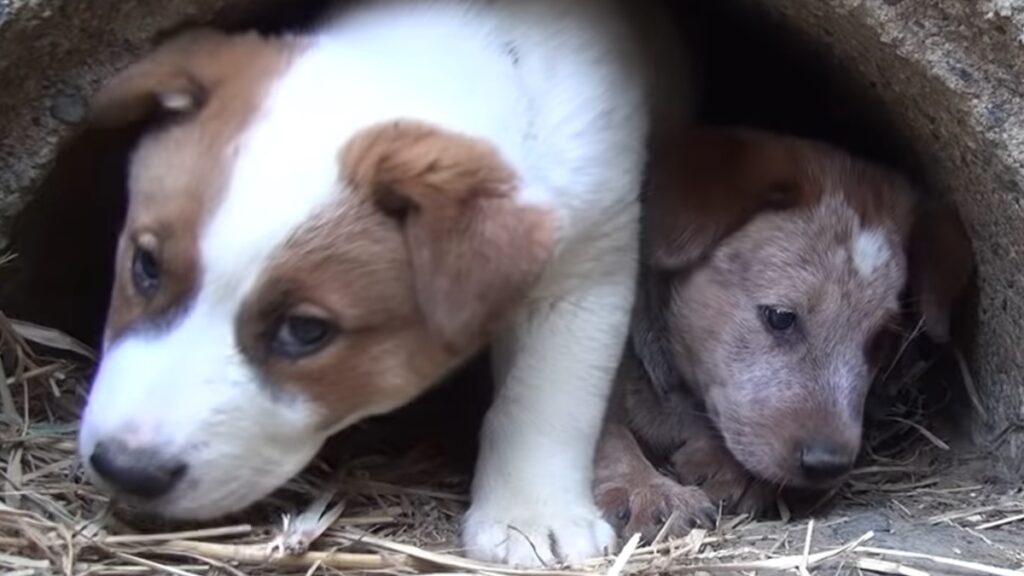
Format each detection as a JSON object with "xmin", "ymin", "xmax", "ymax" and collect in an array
[
  {"xmin": 760, "ymin": 305, "xmax": 797, "ymax": 332},
  {"xmin": 271, "ymin": 314, "xmax": 337, "ymax": 359},
  {"xmin": 131, "ymin": 246, "xmax": 161, "ymax": 297}
]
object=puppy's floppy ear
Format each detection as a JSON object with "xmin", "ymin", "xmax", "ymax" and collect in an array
[
  {"xmin": 343, "ymin": 121, "xmax": 555, "ymax": 353},
  {"xmin": 645, "ymin": 128, "xmax": 820, "ymax": 270},
  {"xmin": 909, "ymin": 199, "xmax": 974, "ymax": 343},
  {"xmin": 88, "ymin": 28, "xmax": 254, "ymax": 127}
]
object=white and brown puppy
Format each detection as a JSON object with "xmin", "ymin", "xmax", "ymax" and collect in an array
[
  {"xmin": 76, "ymin": 0, "xmax": 682, "ymax": 566},
  {"xmin": 594, "ymin": 128, "xmax": 973, "ymax": 541}
]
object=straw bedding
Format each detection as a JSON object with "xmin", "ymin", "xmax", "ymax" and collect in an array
[{"xmin": 1, "ymin": 269, "xmax": 1022, "ymax": 575}]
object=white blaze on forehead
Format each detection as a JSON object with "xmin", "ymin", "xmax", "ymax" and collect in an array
[
  {"xmin": 197, "ymin": 33, "xmax": 484, "ymax": 304},
  {"xmin": 851, "ymin": 228, "xmax": 890, "ymax": 278},
  {"xmin": 198, "ymin": 41, "xmax": 383, "ymax": 306},
  {"xmin": 199, "ymin": 30, "xmax": 518, "ymax": 306}
]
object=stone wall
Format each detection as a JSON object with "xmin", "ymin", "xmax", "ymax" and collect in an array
[{"xmin": 0, "ymin": 0, "xmax": 1021, "ymax": 470}]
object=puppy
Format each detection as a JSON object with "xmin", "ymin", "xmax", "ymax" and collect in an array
[
  {"xmin": 76, "ymin": 0, "xmax": 684, "ymax": 565},
  {"xmin": 594, "ymin": 128, "xmax": 973, "ymax": 541}
]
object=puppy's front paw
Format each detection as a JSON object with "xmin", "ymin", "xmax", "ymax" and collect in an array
[
  {"xmin": 596, "ymin": 474, "xmax": 716, "ymax": 543},
  {"xmin": 671, "ymin": 437, "xmax": 776, "ymax": 517},
  {"xmin": 462, "ymin": 500, "xmax": 615, "ymax": 567}
]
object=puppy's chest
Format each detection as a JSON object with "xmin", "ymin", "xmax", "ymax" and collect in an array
[{"xmin": 618, "ymin": 352, "xmax": 711, "ymax": 462}]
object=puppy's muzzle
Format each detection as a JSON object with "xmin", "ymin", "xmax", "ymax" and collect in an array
[
  {"xmin": 88, "ymin": 439, "xmax": 187, "ymax": 499},
  {"xmin": 798, "ymin": 440, "xmax": 855, "ymax": 484}
]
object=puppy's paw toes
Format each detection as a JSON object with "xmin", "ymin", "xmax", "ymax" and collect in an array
[
  {"xmin": 672, "ymin": 440, "xmax": 769, "ymax": 515},
  {"xmin": 463, "ymin": 501, "xmax": 614, "ymax": 566},
  {"xmin": 692, "ymin": 469, "xmax": 779, "ymax": 517},
  {"xmin": 729, "ymin": 481, "xmax": 779, "ymax": 517},
  {"xmin": 595, "ymin": 484, "xmax": 633, "ymax": 534},
  {"xmin": 596, "ymin": 476, "xmax": 717, "ymax": 543},
  {"xmin": 671, "ymin": 438, "xmax": 731, "ymax": 486}
]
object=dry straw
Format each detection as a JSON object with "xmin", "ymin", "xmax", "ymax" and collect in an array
[{"xmin": 1, "ymin": 287, "xmax": 1022, "ymax": 575}]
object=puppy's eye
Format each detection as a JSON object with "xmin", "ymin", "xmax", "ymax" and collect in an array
[
  {"xmin": 131, "ymin": 246, "xmax": 161, "ymax": 298},
  {"xmin": 759, "ymin": 306, "xmax": 797, "ymax": 332},
  {"xmin": 271, "ymin": 314, "xmax": 337, "ymax": 359}
]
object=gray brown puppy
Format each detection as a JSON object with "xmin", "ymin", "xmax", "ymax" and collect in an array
[{"xmin": 594, "ymin": 128, "xmax": 973, "ymax": 542}]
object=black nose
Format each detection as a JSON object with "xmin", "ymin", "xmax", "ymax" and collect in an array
[
  {"xmin": 799, "ymin": 442, "xmax": 854, "ymax": 482},
  {"xmin": 89, "ymin": 441, "xmax": 187, "ymax": 499}
]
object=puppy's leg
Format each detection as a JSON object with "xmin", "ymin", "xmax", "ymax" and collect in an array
[
  {"xmin": 669, "ymin": 427, "xmax": 778, "ymax": 517},
  {"xmin": 462, "ymin": 245, "xmax": 637, "ymax": 566},
  {"xmin": 595, "ymin": 422, "xmax": 716, "ymax": 544}
]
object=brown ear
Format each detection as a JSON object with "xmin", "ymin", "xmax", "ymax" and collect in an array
[
  {"xmin": 342, "ymin": 121, "xmax": 555, "ymax": 352},
  {"xmin": 88, "ymin": 28, "xmax": 244, "ymax": 127},
  {"xmin": 909, "ymin": 199, "xmax": 974, "ymax": 343},
  {"xmin": 645, "ymin": 128, "xmax": 820, "ymax": 270}
]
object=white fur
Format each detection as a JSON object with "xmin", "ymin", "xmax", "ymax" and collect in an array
[
  {"xmin": 852, "ymin": 228, "xmax": 890, "ymax": 278},
  {"xmin": 468, "ymin": 218, "xmax": 638, "ymax": 564},
  {"xmin": 80, "ymin": 0, "xmax": 673, "ymax": 564},
  {"xmin": 78, "ymin": 300, "xmax": 326, "ymax": 519}
]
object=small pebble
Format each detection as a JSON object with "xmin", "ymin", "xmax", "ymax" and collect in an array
[{"xmin": 50, "ymin": 92, "xmax": 87, "ymax": 124}]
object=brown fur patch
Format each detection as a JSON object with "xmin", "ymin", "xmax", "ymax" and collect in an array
[
  {"xmin": 236, "ymin": 198, "xmax": 457, "ymax": 429},
  {"xmin": 595, "ymin": 360, "xmax": 717, "ymax": 541},
  {"xmin": 668, "ymin": 424, "xmax": 779, "ymax": 517},
  {"xmin": 234, "ymin": 121, "xmax": 555, "ymax": 428},
  {"xmin": 342, "ymin": 121, "xmax": 556, "ymax": 352},
  {"xmin": 96, "ymin": 29, "xmax": 295, "ymax": 343}
]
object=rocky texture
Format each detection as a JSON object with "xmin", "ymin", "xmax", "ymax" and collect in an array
[
  {"xmin": 0, "ymin": 0, "xmax": 294, "ymax": 246},
  {"xmin": 0, "ymin": 0, "xmax": 1021, "ymax": 470}
]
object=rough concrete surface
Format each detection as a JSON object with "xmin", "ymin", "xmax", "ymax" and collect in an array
[
  {"xmin": 0, "ymin": 0, "xmax": 283, "ymax": 243},
  {"xmin": 0, "ymin": 0, "xmax": 1022, "ymax": 470}
]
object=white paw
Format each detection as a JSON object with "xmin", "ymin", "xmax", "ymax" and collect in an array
[{"xmin": 462, "ymin": 501, "xmax": 616, "ymax": 567}]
